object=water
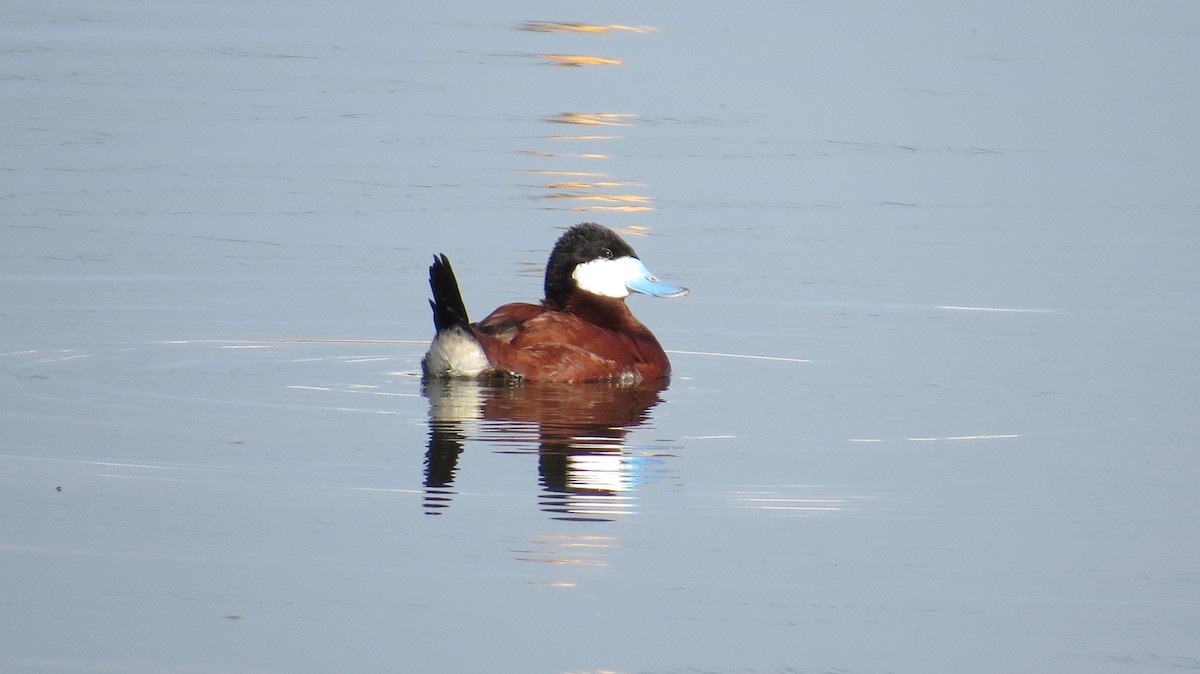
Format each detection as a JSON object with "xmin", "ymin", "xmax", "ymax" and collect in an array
[{"xmin": 4, "ymin": 2, "xmax": 1199, "ymax": 673}]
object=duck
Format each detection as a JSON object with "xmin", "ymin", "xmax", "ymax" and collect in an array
[{"xmin": 422, "ymin": 222, "xmax": 688, "ymax": 384}]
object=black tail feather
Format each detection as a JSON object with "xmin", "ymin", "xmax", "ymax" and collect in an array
[{"xmin": 428, "ymin": 254, "xmax": 471, "ymax": 333}]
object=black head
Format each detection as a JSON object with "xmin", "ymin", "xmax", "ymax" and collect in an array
[{"xmin": 544, "ymin": 223, "xmax": 638, "ymax": 306}]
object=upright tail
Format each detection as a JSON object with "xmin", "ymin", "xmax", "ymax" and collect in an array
[
  {"xmin": 428, "ymin": 254, "xmax": 471, "ymax": 333},
  {"xmin": 424, "ymin": 254, "xmax": 489, "ymax": 377}
]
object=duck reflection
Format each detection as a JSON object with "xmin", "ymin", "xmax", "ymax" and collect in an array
[{"xmin": 422, "ymin": 377, "xmax": 668, "ymax": 521}]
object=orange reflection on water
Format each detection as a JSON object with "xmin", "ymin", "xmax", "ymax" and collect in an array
[
  {"xmin": 535, "ymin": 192, "xmax": 653, "ymax": 213},
  {"xmin": 544, "ymin": 181, "xmax": 641, "ymax": 189},
  {"xmin": 512, "ymin": 534, "xmax": 618, "ymax": 567},
  {"xmin": 518, "ymin": 21, "xmax": 657, "ymax": 34},
  {"xmin": 539, "ymin": 54, "xmax": 623, "ymax": 67},
  {"xmin": 517, "ymin": 24, "xmax": 659, "ymax": 221},
  {"xmin": 538, "ymin": 193, "xmax": 652, "ymax": 204},
  {"xmin": 520, "ymin": 150, "xmax": 609, "ymax": 159},
  {"xmin": 570, "ymin": 205, "xmax": 653, "ymax": 213},
  {"xmin": 612, "ymin": 225, "xmax": 652, "ymax": 238},
  {"xmin": 545, "ymin": 112, "xmax": 635, "ymax": 126}
]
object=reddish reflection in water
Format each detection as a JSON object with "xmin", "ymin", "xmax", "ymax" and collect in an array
[{"xmin": 422, "ymin": 378, "xmax": 669, "ymax": 521}]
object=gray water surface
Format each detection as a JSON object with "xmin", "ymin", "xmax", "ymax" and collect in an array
[{"xmin": 3, "ymin": 2, "xmax": 1199, "ymax": 673}]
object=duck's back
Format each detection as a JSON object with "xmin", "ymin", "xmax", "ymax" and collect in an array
[
  {"xmin": 472, "ymin": 301, "xmax": 670, "ymax": 383},
  {"xmin": 476, "ymin": 302, "xmax": 547, "ymax": 343}
]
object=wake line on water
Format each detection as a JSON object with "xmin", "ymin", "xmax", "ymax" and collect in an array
[{"xmin": 667, "ymin": 349, "xmax": 811, "ymax": 363}]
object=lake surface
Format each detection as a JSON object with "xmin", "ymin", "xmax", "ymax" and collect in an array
[{"xmin": 4, "ymin": 2, "xmax": 1199, "ymax": 673}]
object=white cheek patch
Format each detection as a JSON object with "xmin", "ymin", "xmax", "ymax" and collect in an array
[{"xmin": 571, "ymin": 256, "xmax": 640, "ymax": 298}]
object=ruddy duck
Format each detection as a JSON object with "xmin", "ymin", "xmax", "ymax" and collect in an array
[{"xmin": 422, "ymin": 222, "xmax": 688, "ymax": 383}]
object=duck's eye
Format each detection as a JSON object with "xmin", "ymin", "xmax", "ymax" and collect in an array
[{"xmin": 601, "ymin": 247, "xmax": 614, "ymax": 259}]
